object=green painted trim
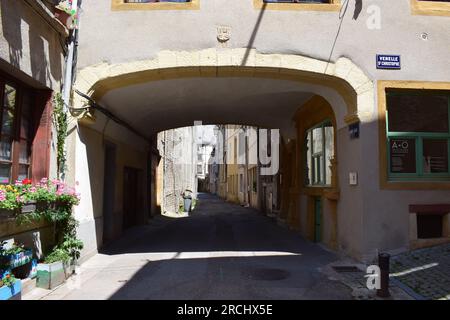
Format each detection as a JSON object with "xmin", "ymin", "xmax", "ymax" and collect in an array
[
  {"xmin": 305, "ymin": 120, "xmax": 332, "ymax": 187},
  {"xmin": 386, "ymin": 91, "xmax": 450, "ymax": 181},
  {"xmin": 388, "ymin": 132, "xmax": 450, "ymax": 138}
]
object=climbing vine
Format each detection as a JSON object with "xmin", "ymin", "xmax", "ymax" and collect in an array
[{"xmin": 52, "ymin": 93, "xmax": 68, "ymax": 179}]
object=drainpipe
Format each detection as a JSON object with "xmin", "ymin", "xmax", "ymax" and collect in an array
[
  {"xmin": 60, "ymin": 0, "xmax": 80, "ymax": 181},
  {"xmin": 62, "ymin": 0, "xmax": 80, "ymax": 111}
]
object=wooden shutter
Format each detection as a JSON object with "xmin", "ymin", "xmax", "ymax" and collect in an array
[{"xmin": 31, "ymin": 90, "xmax": 52, "ymax": 182}]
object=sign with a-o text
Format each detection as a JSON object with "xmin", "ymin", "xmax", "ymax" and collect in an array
[{"xmin": 376, "ymin": 54, "xmax": 401, "ymax": 70}]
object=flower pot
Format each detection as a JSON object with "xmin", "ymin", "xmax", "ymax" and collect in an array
[
  {"xmin": 36, "ymin": 261, "xmax": 65, "ymax": 290},
  {"xmin": 63, "ymin": 259, "xmax": 76, "ymax": 279},
  {"xmin": 54, "ymin": 8, "xmax": 74, "ymax": 29},
  {"xmin": 0, "ymin": 280, "xmax": 21, "ymax": 300},
  {"xmin": 0, "ymin": 249, "xmax": 33, "ymax": 269}
]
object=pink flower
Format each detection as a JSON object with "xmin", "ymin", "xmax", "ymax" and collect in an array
[
  {"xmin": 16, "ymin": 195, "xmax": 24, "ymax": 203},
  {"xmin": 0, "ymin": 190, "xmax": 6, "ymax": 201},
  {"xmin": 29, "ymin": 187, "xmax": 37, "ymax": 193},
  {"xmin": 15, "ymin": 180, "xmax": 22, "ymax": 186},
  {"xmin": 56, "ymin": 186, "xmax": 65, "ymax": 196}
]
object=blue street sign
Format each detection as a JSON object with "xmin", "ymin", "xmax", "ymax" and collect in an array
[{"xmin": 376, "ymin": 55, "xmax": 401, "ymax": 70}]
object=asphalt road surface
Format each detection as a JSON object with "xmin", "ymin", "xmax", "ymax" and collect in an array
[{"xmin": 37, "ymin": 193, "xmax": 352, "ymax": 300}]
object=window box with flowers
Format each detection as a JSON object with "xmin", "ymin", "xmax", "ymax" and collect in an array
[{"xmin": 0, "ymin": 178, "xmax": 83, "ymax": 289}]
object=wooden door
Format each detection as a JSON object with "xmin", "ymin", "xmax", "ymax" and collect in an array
[
  {"xmin": 123, "ymin": 167, "xmax": 140, "ymax": 230},
  {"xmin": 102, "ymin": 142, "xmax": 116, "ymax": 244}
]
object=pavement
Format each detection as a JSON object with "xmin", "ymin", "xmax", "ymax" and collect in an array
[
  {"xmin": 390, "ymin": 243, "xmax": 450, "ymax": 300},
  {"xmin": 24, "ymin": 193, "xmax": 354, "ymax": 300}
]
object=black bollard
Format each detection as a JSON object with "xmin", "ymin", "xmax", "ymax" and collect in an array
[{"xmin": 377, "ymin": 252, "xmax": 391, "ymax": 298}]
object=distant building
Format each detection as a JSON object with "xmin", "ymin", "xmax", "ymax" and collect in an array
[{"xmin": 157, "ymin": 127, "xmax": 198, "ymax": 214}]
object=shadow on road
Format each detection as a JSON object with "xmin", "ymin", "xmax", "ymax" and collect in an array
[{"xmin": 83, "ymin": 193, "xmax": 351, "ymax": 300}]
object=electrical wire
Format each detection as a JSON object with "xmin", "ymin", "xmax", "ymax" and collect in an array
[
  {"xmin": 324, "ymin": 0, "xmax": 351, "ymax": 74},
  {"xmin": 74, "ymin": 89, "xmax": 151, "ymax": 144}
]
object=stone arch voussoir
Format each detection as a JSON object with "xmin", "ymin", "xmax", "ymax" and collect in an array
[{"xmin": 74, "ymin": 49, "xmax": 375, "ymax": 129}]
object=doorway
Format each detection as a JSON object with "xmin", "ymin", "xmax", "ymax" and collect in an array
[
  {"xmin": 123, "ymin": 167, "xmax": 142, "ymax": 230},
  {"xmin": 102, "ymin": 142, "xmax": 116, "ymax": 245}
]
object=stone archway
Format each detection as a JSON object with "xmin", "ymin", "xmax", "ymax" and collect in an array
[
  {"xmin": 70, "ymin": 49, "xmax": 375, "ymax": 255},
  {"xmin": 73, "ymin": 48, "xmax": 375, "ymax": 129}
]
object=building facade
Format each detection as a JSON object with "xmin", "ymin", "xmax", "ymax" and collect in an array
[
  {"xmin": 63, "ymin": 0, "xmax": 450, "ymax": 262},
  {"xmin": 157, "ymin": 126, "xmax": 198, "ymax": 215},
  {"xmin": 0, "ymin": 0, "xmax": 68, "ymax": 258}
]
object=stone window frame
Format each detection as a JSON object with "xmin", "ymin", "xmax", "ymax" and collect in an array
[
  {"xmin": 378, "ymin": 80, "xmax": 450, "ymax": 190},
  {"xmin": 410, "ymin": 0, "xmax": 450, "ymax": 16},
  {"xmin": 253, "ymin": 0, "xmax": 342, "ymax": 11},
  {"xmin": 111, "ymin": 0, "xmax": 200, "ymax": 11},
  {"xmin": 409, "ymin": 204, "xmax": 450, "ymax": 250}
]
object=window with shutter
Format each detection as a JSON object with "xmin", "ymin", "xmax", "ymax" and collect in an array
[{"xmin": 0, "ymin": 74, "xmax": 51, "ymax": 184}]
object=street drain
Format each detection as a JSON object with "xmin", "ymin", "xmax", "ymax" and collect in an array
[
  {"xmin": 332, "ymin": 266, "xmax": 361, "ymax": 273},
  {"xmin": 243, "ymin": 268, "xmax": 290, "ymax": 281}
]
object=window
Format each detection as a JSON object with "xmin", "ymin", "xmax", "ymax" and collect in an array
[
  {"xmin": 0, "ymin": 81, "xmax": 33, "ymax": 184},
  {"xmin": 112, "ymin": 0, "xmax": 199, "ymax": 11},
  {"xmin": 256, "ymin": 0, "xmax": 341, "ymax": 11},
  {"xmin": 411, "ymin": 0, "xmax": 450, "ymax": 16},
  {"xmin": 386, "ymin": 90, "xmax": 450, "ymax": 181},
  {"xmin": 305, "ymin": 121, "xmax": 334, "ymax": 186},
  {"xmin": 417, "ymin": 214, "xmax": 443, "ymax": 239}
]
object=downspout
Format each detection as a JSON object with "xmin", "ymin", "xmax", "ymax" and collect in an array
[
  {"xmin": 61, "ymin": 0, "xmax": 81, "ymax": 181},
  {"xmin": 62, "ymin": 0, "xmax": 80, "ymax": 110}
]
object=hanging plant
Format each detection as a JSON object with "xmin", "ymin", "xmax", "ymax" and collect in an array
[
  {"xmin": 52, "ymin": 93, "xmax": 67, "ymax": 179},
  {"xmin": 54, "ymin": 0, "xmax": 78, "ymax": 29}
]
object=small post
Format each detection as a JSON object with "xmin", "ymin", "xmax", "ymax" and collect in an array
[{"xmin": 377, "ymin": 252, "xmax": 391, "ymax": 298}]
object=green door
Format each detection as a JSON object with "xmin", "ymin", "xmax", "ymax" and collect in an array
[{"xmin": 314, "ymin": 197, "xmax": 322, "ymax": 243}]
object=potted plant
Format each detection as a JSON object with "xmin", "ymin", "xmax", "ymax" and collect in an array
[
  {"xmin": 54, "ymin": 0, "xmax": 76, "ymax": 29},
  {"xmin": 0, "ymin": 178, "xmax": 83, "ymax": 289},
  {"xmin": 0, "ymin": 271, "xmax": 21, "ymax": 300},
  {"xmin": 36, "ymin": 248, "xmax": 68, "ymax": 290},
  {"xmin": 36, "ymin": 235, "xmax": 83, "ymax": 289},
  {"xmin": 0, "ymin": 242, "xmax": 33, "ymax": 270},
  {"xmin": 60, "ymin": 234, "xmax": 83, "ymax": 278}
]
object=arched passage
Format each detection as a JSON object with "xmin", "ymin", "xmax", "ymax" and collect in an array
[
  {"xmin": 74, "ymin": 49, "xmax": 375, "ymax": 132},
  {"xmin": 69, "ymin": 49, "xmax": 374, "ymax": 260}
]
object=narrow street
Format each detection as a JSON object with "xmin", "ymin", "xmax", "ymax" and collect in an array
[{"xmin": 28, "ymin": 194, "xmax": 352, "ymax": 300}]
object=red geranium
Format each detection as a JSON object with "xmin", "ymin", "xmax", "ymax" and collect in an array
[{"xmin": 22, "ymin": 178, "xmax": 32, "ymax": 185}]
